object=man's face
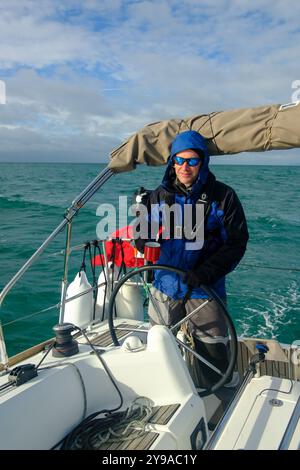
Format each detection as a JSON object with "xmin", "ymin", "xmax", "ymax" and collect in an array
[{"xmin": 173, "ymin": 149, "xmax": 202, "ymax": 186}]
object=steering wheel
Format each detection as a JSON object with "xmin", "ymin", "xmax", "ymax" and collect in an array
[{"xmin": 107, "ymin": 264, "xmax": 237, "ymax": 397}]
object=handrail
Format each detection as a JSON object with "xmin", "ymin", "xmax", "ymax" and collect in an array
[
  {"xmin": 278, "ymin": 395, "xmax": 300, "ymax": 449},
  {"xmin": 0, "ymin": 166, "xmax": 114, "ymax": 308},
  {"xmin": 204, "ymin": 368, "xmax": 255, "ymax": 449}
]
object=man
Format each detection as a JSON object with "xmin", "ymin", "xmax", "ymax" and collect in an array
[{"xmin": 135, "ymin": 130, "xmax": 249, "ymax": 389}]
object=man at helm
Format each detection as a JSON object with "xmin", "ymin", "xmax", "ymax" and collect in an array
[{"xmin": 135, "ymin": 130, "xmax": 249, "ymax": 389}]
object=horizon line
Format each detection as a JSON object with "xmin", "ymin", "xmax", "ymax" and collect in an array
[{"xmin": 0, "ymin": 161, "xmax": 300, "ymax": 167}]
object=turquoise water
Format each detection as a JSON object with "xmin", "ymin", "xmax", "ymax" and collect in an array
[{"xmin": 0, "ymin": 163, "xmax": 300, "ymax": 357}]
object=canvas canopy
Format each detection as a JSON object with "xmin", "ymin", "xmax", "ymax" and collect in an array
[{"xmin": 108, "ymin": 101, "xmax": 300, "ymax": 173}]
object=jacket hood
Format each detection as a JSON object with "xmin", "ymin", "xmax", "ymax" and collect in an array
[{"xmin": 161, "ymin": 131, "xmax": 210, "ymax": 196}]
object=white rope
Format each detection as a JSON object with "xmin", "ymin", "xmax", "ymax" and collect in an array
[{"xmin": 75, "ymin": 397, "xmax": 153, "ymax": 449}]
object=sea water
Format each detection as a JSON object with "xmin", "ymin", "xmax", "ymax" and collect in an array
[{"xmin": 0, "ymin": 163, "xmax": 299, "ymax": 356}]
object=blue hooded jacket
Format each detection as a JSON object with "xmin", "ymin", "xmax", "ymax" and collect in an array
[{"xmin": 136, "ymin": 131, "xmax": 249, "ymax": 300}]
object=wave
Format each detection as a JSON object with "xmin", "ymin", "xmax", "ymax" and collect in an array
[
  {"xmin": 0, "ymin": 194, "xmax": 95, "ymax": 214},
  {"xmin": 235, "ymin": 281, "xmax": 300, "ymax": 342},
  {"xmin": 249, "ymin": 214, "xmax": 299, "ymax": 230},
  {"xmin": 0, "ymin": 194, "xmax": 61, "ymax": 211}
]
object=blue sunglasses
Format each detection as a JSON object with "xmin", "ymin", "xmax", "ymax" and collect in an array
[{"xmin": 173, "ymin": 155, "xmax": 202, "ymax": 167}]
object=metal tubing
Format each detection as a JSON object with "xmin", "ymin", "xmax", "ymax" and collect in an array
[
  {"xmin": 70, "ymin": 167, "xmax": 112, "ymax": 207},
  {"xmin": 71, "ymin": 168, "xmax": 113, "ymax": 209},
  {"xmin": 0, "ymin": 167, "xmax": 114, "ymax": 308},
  {"xmin": 170, "ymin": 299, "xmax": 210, "ymax": 332},
  {"xmin": 176, "ymin": 336, "xmax": 223, "ymax": 375},
  {"xmin": 0, "ymin": 322, "xmax": 8, "ymax": 369},
  {"xmin": 59, "ymin": 221, "xmax": 73, "ymax": 323},
  {"xmin": 0, "ymin": 217, "xmax": 67, "ymax": 307}
]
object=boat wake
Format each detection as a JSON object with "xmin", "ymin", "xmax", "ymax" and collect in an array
[{"xmin": 235, "ymin": 280, "xmax": 300, "ymax": 341}]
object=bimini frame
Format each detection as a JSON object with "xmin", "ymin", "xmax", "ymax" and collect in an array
[{"xmin": 0, "ymin": 166, "xmax": 114, "ymax": 364}]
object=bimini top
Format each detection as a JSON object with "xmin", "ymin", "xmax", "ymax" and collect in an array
[{"xmin": 108, "ymin": 101, "xmax": 300, "ymax": 173}]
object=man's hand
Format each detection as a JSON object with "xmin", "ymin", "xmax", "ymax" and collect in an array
[{"xmin": 183, "ymin": 270, "xmax": 204, "ymax": 288}]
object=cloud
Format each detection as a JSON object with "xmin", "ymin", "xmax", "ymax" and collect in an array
[{"xmin": 0, "ymin": 0, "xmax": 299, "ymax": 163}]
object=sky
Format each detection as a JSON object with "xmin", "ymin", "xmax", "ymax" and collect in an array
[{"xmin": 0, "ymin": 0, "xmax": 300, "ymax": 165}]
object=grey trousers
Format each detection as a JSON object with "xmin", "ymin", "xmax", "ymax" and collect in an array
[{"xmin": 148, "ymin": 287, "xmax": 230, "ymax": 388}]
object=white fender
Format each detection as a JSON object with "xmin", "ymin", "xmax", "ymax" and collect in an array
[
  {"xmin": 64, "ymin": 270, "xmax": 93, "ymax": 329},
  {"xmin": 95, "ymin": 264, "xmax": 144, "ymax": 322},
  {"xmin": 115, "ymin": 281, "xmax": 144, "ymax": 321}
]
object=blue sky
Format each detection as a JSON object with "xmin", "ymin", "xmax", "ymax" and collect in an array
[{"xmin": 0, "ymin": 0, "xmax": 299, "ymax": 164}]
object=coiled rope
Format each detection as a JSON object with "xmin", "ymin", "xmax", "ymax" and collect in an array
[{"xmin": 62, "ymin": 396, "xmax": 153, "ymax": 450}]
